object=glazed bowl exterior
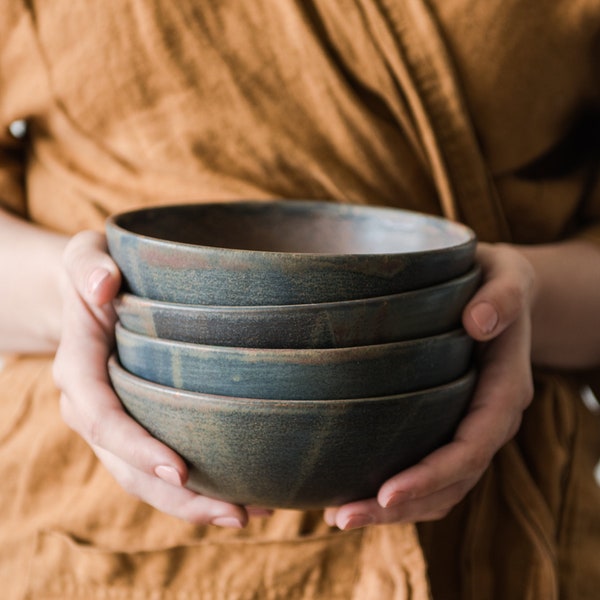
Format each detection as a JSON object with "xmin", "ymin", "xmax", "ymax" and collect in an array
[
  {"xmin": 115, "ymin": 323, "xmax": 474, "ymax": 400},
  {"xmin": 105, "ymin": 200, "xmax": 477, "ymax": 306},
  {"xmin": 108, "ymin": 355, "xmax": 476, "ymax": 509},
  {"xmin": 114, "ymin": 265, "xmax": 481, "ymax": 348}
]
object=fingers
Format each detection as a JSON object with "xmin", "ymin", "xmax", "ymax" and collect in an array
[
  {"xmin": 94, "ymin": 446, "xmax": 249, "ymax": 527},
  {"xmin": 54, "ymin": 230, "xmax": 190, "ymax": 511},
  {"xmin": 323, "ymin": 243, "xmax": 537, "ymax": 530},
  {"xmin": 324, "ymin": 479, "xmax": 473, "ymax": 530},
  {"xmin": 54, "ymin": 231, "xmax": 258, "ymax": 528},
  {"xmin": 62, "ymin": 230, "xmax": 121, "ymax": 306},
  {"xmin": 376, "ymin": 316, "xmax": 531, "ymax": 510},
  {"xmin": 54, "ymin": 286, "xmax": 190, "ymax": 486},
  {"xmin": 333, "ymin": 316, "xmax": 533, "ymax": 530},
  {"xmin": 463, "ymin": 243, "xmax": 536, "ymax": 342},
  {"xmin": 55, "ymin": 232, "xmax": 258, "ymax": 527},
  {"xmin": 58, "ymin": 383, "xmax": 190, "ymax": 487}
]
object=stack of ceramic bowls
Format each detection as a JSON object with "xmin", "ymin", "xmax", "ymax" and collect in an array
[{"xmin": 106, "ymin": 200, "xmax": 480, "ymax": 509}]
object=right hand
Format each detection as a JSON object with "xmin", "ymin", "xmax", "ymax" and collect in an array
[
  {"xmin": 52, "ymin": 230, "xmax": 255, "ymax": 528},
  {"xmin": 323, "ymin": 243, "xmax": 536, "ymax": 529}
]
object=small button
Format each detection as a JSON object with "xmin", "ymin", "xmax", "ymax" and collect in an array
[{"xmin": 8, "ymin": 120, "xmax": 27, "ymax": 139}]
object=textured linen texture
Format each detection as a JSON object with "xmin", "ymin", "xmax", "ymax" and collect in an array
[{"xmin": 0, "ymin": 1, "xmax": 598, "ymax": 598}]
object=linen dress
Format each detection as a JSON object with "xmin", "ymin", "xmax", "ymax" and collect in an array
[{"xmin": 0, "ymin": 1, "xmax": 599, "ymax": 598}]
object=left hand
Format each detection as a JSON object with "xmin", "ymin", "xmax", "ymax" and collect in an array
[
  {"xmin": 323, "ymin": 243, "xmax": 536, "ymax": 530},
  {"xmin": 53, "ymin": 231, "xmax": 260, "ymax": 527}
]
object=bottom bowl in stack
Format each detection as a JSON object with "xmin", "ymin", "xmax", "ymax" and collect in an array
[{"xmin": 108, "ymin": 355, "xmax": 476, "ymax": 509}]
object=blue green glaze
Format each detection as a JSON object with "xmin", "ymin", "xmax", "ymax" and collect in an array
[
  {"xmin": 108, "ymin": 356, "xmax": 476, "ymax": 509},
  {"xmin": 115, "ymin": 324, "xmax": 474, "ymax": 400},
  {"xmin": 115, "ymin": 266, "xmax": 481, "ymax": 348},
  {"xmin": 106, "ymin": 200, "xmax": 477, "ymax": 306}
]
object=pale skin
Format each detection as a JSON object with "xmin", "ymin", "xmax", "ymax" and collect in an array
[{"xmin": 2, "ymin": 205, "xmax": 600, "ymax": 529}]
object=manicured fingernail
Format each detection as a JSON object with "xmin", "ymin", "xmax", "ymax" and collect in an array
[
  {"xmin": 211, "ymin": 516, "xmax": 244, "ymax": 529},
  {"xmin": 87, "ymin": 268, "xmax": 110, "ymax": 296},
  {"xmin": 324, "ymin": 512, "xmax": 337, "ymax": 527},
  {"xmin": 154, "ymin": 465, "xmax": 183, "ymax": 487},
  {"xmin": 470, "ymin": 302, "xmax": 498, "ymax": 335},
  {"xmin": 381, "ymin": 490, "xmax": 411, "ymax": 508},
  {"xmin": 342, "ymin": 514, "xmax": 374, "ymax": 530}
]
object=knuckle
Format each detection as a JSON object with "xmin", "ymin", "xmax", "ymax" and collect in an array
[
  {"xmin": 522, "ymin": 375, "xmax": 535, "ymax": 408},
  {"xmin": 113, "ymin": 468, "xmax": 139, "ymax": 497},
  {"xmin": 58, "ymin": 393, "xmax": 75, "ymax": 429},
  {"xmin": 501, "ymin": 279, "xmax": 526, "ymax": 316},
  {"xmin": 433, "ymin": 506, "xmax": 452, "ymax": 520},
  {"xmin": 464, "ymin": 447, "xmax": 491, "ymax": 476},
  {"xmin": 51, "ymin": 358, "xmax": 65, "ymax": 390},
  {"xmin": 51, "ymin": 345, "xmax": 73, "ymax": 392},
  {"xmin": 421, "ymin": 507, "xmax": 452, "ymax": 522},
  {"xmin": 124, "ymin": 443, "xmax": 151, "ymax": 474},
  {"xmin": 454, "ymin": 479, "xmax": 477, "ymax": 503},
  {"xmin": 63, "ymin": 231, "xmax": 89, "ymax": 268},
  {"xmin": 507, "ymin": 413, "xmax": 524, "ymax": 440},
  {"xmin": 58, "ymin": 394, "xmax": 89, "ymax": 444},
  {"xmin": 63, "ymin": 230, "xmax": 107, "ymax": 283},
  {"xmin": 86, "ymin": 413, "xmax": 105, "ymax": 448}
]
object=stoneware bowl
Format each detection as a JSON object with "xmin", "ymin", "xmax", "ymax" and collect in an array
[
  {"xmin": 114, "ymin": 265, "xmax": 481, "ymax": 348},
  {"xmin": 108, "ymin": 355, "xmax": 476, "ymax": 508},
  {"xmin": 105, "ymin": 200, "xmax": 477, "ymax": 305},
  {"xmin": 115, "ymin": 323, "xmax": 474, "ymax": 400}
]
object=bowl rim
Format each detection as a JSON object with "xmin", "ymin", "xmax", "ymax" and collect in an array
[
  {"xmin": 115, "ymin": 322, "xmax": 471, "ymax": 358},
  {"xmin": 108, "ymin": 353, "xmax": 477, "ymax": 408},
  {"xmin": 105, "ymin": 199, "xmax": 477, "ymax": 260}
]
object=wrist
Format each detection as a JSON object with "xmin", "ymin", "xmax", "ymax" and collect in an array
[{"xmin": 513, "ymin": 239, "xmax": 600, "ymax": 370}]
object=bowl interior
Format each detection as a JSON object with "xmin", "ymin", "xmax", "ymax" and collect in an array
[
  {"xmin": 109, "ymin": 200, "xmax": 475, "ymax": 255},
  {"xmin": 106, "ymin": 200, "xmax": 478, "ymax": 305}
]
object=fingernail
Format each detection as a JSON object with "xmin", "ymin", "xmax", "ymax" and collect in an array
[
  {"xmin": 342, "ymin": 514, "xmax": 374, "ymax": 530},
  {"xmin": 381, "ymin": 490, "xmax": 412, "ymax": 508},
  {"xmin": 324, "ymin": 512, "xmax": 337, "ymax": 527},
  {"xmin": 154, "ymin": 465, "xmax": 183, "ymax": 487},
  {"xmin": 470, "ymin": 302, "xmax": 498, "ymax": 335},
  {"xmin": 211, "ymin": 516, "xmax": 244, "ymax": 529},
  {"xmin": 87, "ymin": 268, "xmax": 110, "ymax": 297}
]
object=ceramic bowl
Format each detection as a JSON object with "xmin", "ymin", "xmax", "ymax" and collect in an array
[
  {"xmin": 108, "ymin": 355, "xmax": 476, "ymax": 508},
  {"xmin": 114, "ymin": 265, "xmax": 480, "ymax": 349},
  {"xmin": 105, "ymin": 200, "xmax": 477, "ymax": 305},
  {"xmin": 115, "ymin": 323, "xmax": 474, "ymax": 400},
  {"xmin": 114, "ymin": 265, "xmax": 481, "ymax": 348}
]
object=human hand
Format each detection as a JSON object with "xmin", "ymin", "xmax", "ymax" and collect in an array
[
  {"xmin": 52, "ymin": 230, "xmax": 257, "ymax": 528},
  {"xmin": 323, "ymin": 243, "xmax": 536, "ymax": 529}
]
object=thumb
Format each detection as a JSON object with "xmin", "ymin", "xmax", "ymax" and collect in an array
[
  {"xmin": 63, "ymin": 230, "xmax": 122, "ymax": 306},
  {"xmin": 463, "ymin": 243, "xmax": 535, "ymax": 342}
]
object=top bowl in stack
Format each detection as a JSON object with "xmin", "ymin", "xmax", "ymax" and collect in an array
[
  {"xmin": 105, "ymin": 199, "xmax": 477, "ymax": 306},
  {"xmin": 106, "ymin": 199, "xmax": 479, "ymax": 508}
]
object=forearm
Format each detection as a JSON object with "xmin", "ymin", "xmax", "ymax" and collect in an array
[
  {"xmin": 516, "ymin": 238, "xmax": 600, "ymax": 370},
  {"xmin": 0, "ymin": 207, "xmax": 68, "ymax": 354}
]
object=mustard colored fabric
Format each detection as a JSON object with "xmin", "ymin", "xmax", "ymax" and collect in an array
[{"xmin": 0, "ymin": 1, "xmax": 599, "ymax": 598}]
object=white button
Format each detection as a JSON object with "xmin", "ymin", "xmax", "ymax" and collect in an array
[{"xmin": 8, "ymin": 120, "xmax": 27, "ymax": 139}]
